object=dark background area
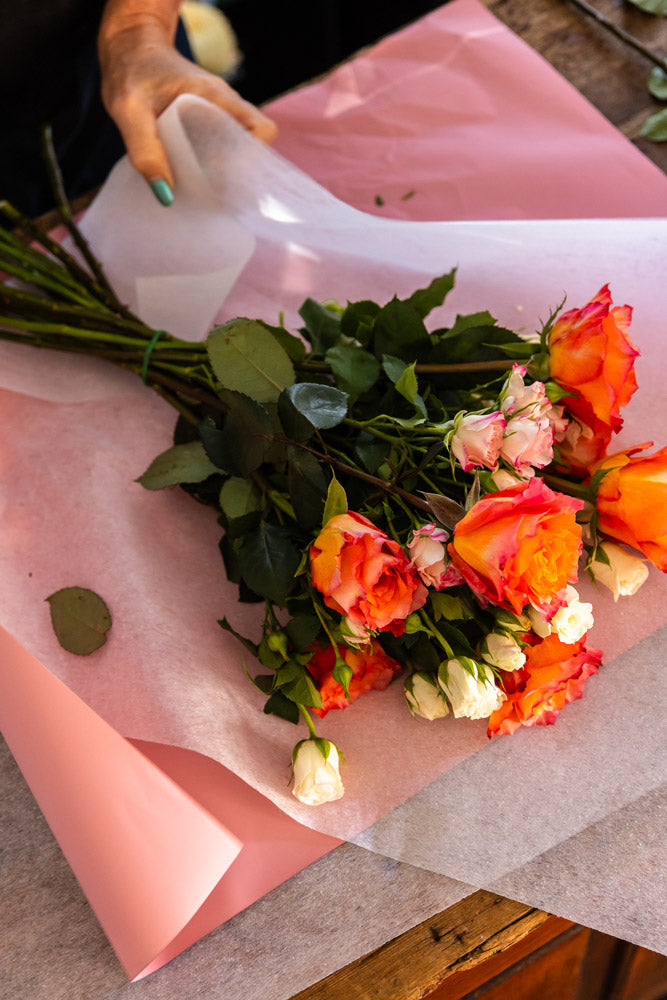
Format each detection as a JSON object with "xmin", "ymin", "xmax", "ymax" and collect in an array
[{"xmin": 218, "ymin": 0, "xmax": 446, "ymax": 104}]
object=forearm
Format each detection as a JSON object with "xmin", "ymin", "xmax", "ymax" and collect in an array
[{"xmin": 99, "ymin": 0, "xmax": 182, "ymax": 47}]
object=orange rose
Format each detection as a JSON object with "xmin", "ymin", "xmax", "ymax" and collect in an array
[
  {"xmin": 548, "ymin": 285, "xmax": 638, "ymax": 433},
  {"xmin": 306, "ymin": 640, "xmax": 402, "ymax": 716},
  {"xmin": 593, "ymin": 444, "xmax": 667, "ymax": 572},
  {"xmin": 487, "ymin": 633, "xmax": 602, "ymax": 736},
  {"xmin": 310, "ymin": 511, "xmax": 427, "ymax": 634},
  {"xmin": 448, "ymin": 479, "xmax": 583, "ymax": 617}
]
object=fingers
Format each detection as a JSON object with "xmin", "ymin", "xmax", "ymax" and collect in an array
[
  {"xmin": 183, "ymin": 76, "xmax": 278, "ymax": 144},
  {"xmin": 104, "ymin": 63, "xmax": 277, "ymax": 205},
  {"xmin": 107, "ymin": 95, "xmax": 176, "ymax": 197}
]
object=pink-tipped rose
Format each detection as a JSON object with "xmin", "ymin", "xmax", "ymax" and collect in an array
[
  {"xmin": 310, "ymin": 511, "xmax": 427, "ymax": 634},
  {"xmin": 408, "ymin": 523, "xmax": 462, "ymax": 589},
  {"xmin": 450, "ymin": 411, "xmax": 506, "ymax": 472},
  {"xmin": 448, "ymin": 478, "xmax": 584, "ymax": 617}
]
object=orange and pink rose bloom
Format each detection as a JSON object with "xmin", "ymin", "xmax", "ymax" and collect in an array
[
  {"xmin": 548, "ymin": 285, "xmax": 638, "ymax": 436},
  {"xmin": 306, "ymin": 640, "xmax": 402, "ymax": 716},
  {"xmin": 593, "ymin": 443, "xmax": 667, "ymax": 572},
  {"xmin": 487, "ymin": 632, "xmax": 602, "ymax": 736},
  {"xmin": 448, "ymin": 478, "xmax": 583, "ymax": 617},
  {"xmin": 310, "ymin": 511, "xmax": 427, "ymax": 635}
]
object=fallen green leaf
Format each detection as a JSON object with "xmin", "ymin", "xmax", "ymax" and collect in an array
[
  {"xmin": 46, "ymin": 586, "xmax": 112, "ymax": 655},
  {"xmin": 648, "ymin": 67, "xmax": 667, "ymax": 100},
  {"xmin": 627, "ymin": 0, "xmax": 667, "ymax": 13},
  {"xmin": 641, "ymin": 106, "xmax": 667, "ymax": 141}
]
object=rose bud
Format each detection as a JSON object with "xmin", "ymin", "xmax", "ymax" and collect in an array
[
  {"xmin": 479, "ymin": 632, "xmax": 526, "ymax": 672},
  {"xmin": 590, "ymin": 541, "xmax": 649, "ymax": 601},
  {"xmin": 404, "ymin": 672, "xmax": 450, "ymax": 720},
  {"xmin": 438, "ymin": 658, "xmax": 506, "ymax": 720},
  {"xmin": 292, "ymin": 739, "xmax": 344, "ymax": 806}
]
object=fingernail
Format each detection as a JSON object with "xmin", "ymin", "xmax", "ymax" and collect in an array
[{"xmin": 150, "ymin": 179, "xmax": 174, "ymax": 206}]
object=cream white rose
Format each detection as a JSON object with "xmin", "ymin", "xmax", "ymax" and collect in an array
[
  {"xmin": 292, "ymin": 740, "xmax": 344, "ymax": 806},
  {"xmin": 550, "ymin": 586, "xmax": 594, "ymax": 643},
  {"xmin": 439, "ymin": 658, "xmax": 505, "ymax": 720},
  {"xmin": 479, "ymin": 632, "xmax": 526, "ymax": 672},
  {"xmin": 405, "ymin": 672, "xmax": 450, "ymax": 720},
  {"xmin": 528, "ymin": 585, "xmax": 594, "ymax": 644},
  {"xmin": 591, "ymin": 542, "xmax": 649, "ymax": 601}
]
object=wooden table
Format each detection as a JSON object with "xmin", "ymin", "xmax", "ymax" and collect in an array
[{"xmin": 293, "ymin": 2, "xmax": 667, "ymax": 997}]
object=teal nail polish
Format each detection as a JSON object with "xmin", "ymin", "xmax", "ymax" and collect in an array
[{"xmin": 150, "ymin": 179, "xmax": 174, "ymax": 207}]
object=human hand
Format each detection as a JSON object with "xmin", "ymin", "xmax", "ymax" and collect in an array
[{"xmin": 98, "ymin": 0, "xmax": 277, "ymax": 204}]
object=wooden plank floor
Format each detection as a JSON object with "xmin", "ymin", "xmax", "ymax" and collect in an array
[{"xmin": 485, "ymin": 0, "xmax": 667, "ymax": 174}]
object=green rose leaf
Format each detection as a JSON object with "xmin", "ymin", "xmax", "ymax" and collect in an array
[
  {"xmin": 430, "ymin": 591, "xmax": 473, "ymax": 622},
  {"xmin": 325, "ymin": 343, "xmax": 380, "ymax": 398},
  {"xmin": 340, "ymin": 299, "xmax": 381, "ymax": 347},
  {"xmin": 433, "ymin": 324, "xmax": 521, "ymax": 363},
  {"xmin": 136, "ymin": 440, "xmax": 218, "ymax": 490},
  {"xmin": 383, "ymin": 356, "xmax": 427, "ymax": 417},
  {"xmin": 219, "ymin": 477, "xmax": 262, "ymax": 521},
  {"xmin": 46, "ymin": 586, "xmax": 112, "ymax": 656},
  {"xmin": 354, "ymin": 432, "xmax": 390, "ymax": 474},
  {"xmin": 439, "ymin": 310, "xmax": 496, "ymax": 338},
  {"xmin": 322, "ymin": 474, "xmax": 348, "ymax": 525},
  {"xmin": 207, "ymin": 318, "xmax": 295, "ymax": 403},
  {"xmin": 200, "ymin": 390, "xmax": 271, "ymax": 476},
  {"xmin": 373, "ymin": 298, "xmax": 429, "ymax": 358},
  {"xmin": 287, "ymin": 446, "xmax": 328, "ymax": 529},
  {"xmin": 276, "ymin": 663, "xmax": 323, "ymax": 709},
  {"xmin": 648, "ymin": 67, "xmax": 667, "ymax": 100},
  {"xmin": 641, "ymin": 107, "xmax": 667, "ymax": 142},
  {"xmin": 263, "ymin": 690, "xmax": 300, "ymax": 724},
  {"xmin": 281, "ymin": 383, "xmax": 349, "ymax": 429},
  {"xmin": 261, "ymin": 320, "xmax": 307, "ymax": 363},
  {"xmin": 298, "ymin": 299, "xmax": 342, "ymax": 354},
  {"xmin": 238, "ymin": 523, "xmax": 302, "ymax": 605},
  {"xmin": 406, "ymin": 269, "xmax": 456, "ymax": 318},
  {"xmin": 285, "ymin": 614, "xmax": 322, "ymax": 651}
]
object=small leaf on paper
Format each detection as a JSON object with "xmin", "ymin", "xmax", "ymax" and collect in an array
[
  {"xmin": 648, "ymin": 67, "xmax": 667, "ymax": 100},
  {"xmin": 207, "ymin": 319, "xmax": 295, "ymax": 403},
  {"xmin": 627, "ymin": 0, "xmax": 667, "ymax": 13},
  {"xmin": 46, "ymin": 587, "xmax": 112, "ymax": 656},
  {"xmin": 136, "ymin": 440, "xmax": 218, "ymax": 490},
  {"xmin": 640, "ymin": 107, "xmax": 667, "ymax": 141}
]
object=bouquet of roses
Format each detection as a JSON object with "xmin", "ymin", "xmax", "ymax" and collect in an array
[{"xmin": 1, "ymin": 201, "xmax": 665, "ymax": 806}]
